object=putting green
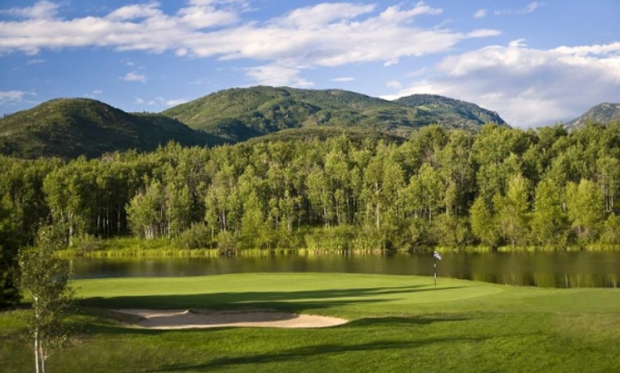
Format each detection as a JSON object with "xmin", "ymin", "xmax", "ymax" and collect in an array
[{"xmin": 76, "ymin": 273, "xmax": 508, "ymax": 316}]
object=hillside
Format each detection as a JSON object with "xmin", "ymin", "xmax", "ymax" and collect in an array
[
  {"xmin": 245, "ymin": 126, "xmax": 406, "ymax": 145},
  {"xmin": 163, "ymin": 86, "xmax": 507, "ymax": 142},
  {"xmin": 0, "ymin": 98, "xmax": 225, "ymax": 159},
  {"xmin": 564, "ymin": 103, "xmax": 620, "ymax": 130},
  {"xmin": 395, "ymin": 94, "xmax": 505, "ymax": 128}
]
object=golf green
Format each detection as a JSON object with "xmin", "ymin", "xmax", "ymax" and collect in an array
[{"xmin": 1, "ymin": 273, "xmax": 619, "ymax": 373}]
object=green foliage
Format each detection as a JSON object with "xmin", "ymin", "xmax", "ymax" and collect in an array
[
  {"xmin": 17, "ymin": 224, "xmax": 75, "ymax": 373},
  {"xmin": 175, "ymin": 222, "xmax": 212, "ymax": 249},
  {"xmin": 2, "ymin": 121, "xmax": 620, "ymax": 261},
  {"xmin": 531, "ymin": 179, "xmax": 567, "ymax": 245},
  {"xmin": 246, "ymin": 126, "xmax": 405, "ymax": 145},
  {"xmin": 470, "ymin": 197, "xmax": 501, "ymax": 248},
  {"xmin": 494, "ymin": 174, "xmax": 531, "ymax": 246},
  {"xmin": 566, "ymin": 179, "xmax": 605, "ymax": 242},
  {"xmin": 216, "ymin": 230, "xmax": 238, "ymax": 255},
  {"xmin": 600, "ymin": 214, "xmax": 620, "ymax": 244},
  {"xmin": 432, "ymin": 213, "xmax": 472, "ymax": 247}
]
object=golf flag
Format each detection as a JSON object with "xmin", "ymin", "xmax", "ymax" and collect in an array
[{"xmin": 433, "ymin": 251, "xmax": 442, "ymax": 260}]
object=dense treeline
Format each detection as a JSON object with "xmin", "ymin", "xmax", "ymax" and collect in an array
[{"xmin": 2, "ymin": 123, "xmax": 620, "ymax": 267}]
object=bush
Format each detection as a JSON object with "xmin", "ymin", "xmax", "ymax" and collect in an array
[
  {"xmin": 216, "ymin": 230, "xmax": 238, "ymax": 255},
  {"xmin": 175, "ymin": 223, "xmax": 211, "ymax": 249}
]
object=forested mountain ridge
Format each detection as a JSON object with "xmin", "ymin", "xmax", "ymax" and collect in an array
[
  {"xmin": 395, "ymin": 94, "xmax": 505, "ymax": 128},
  {"xmin": 0, "ymin": 87, "xmax": 507, "ymax": 159},
  {"xmin": 163, "ymin": 86, "xmax": 507, "ymax": 141},
  {"xmin": 0, "ymin": 98, "xmax": 226, "ymax": 159},
  {"xmin": 564, "ymin": 103, "xmax": 620, "ymax": 130}
]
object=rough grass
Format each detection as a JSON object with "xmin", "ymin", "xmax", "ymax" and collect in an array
[{"xmin": 2, "ymin": 273, "xmax": 620, "ymax": 373}]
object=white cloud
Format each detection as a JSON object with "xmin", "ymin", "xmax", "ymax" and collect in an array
[
  {"xmin": 524, "ymin": 2, "xmax": 545, "ymax": 13},
  {"xmin": 331, "ymin": 77, "xmax": 355, "ymax": 82},
  {"xmin": 106, "ymin": 3, "xmax": 162, "ymax": 21},
  {"xmin": 273, "ymin": 3, "xmax": 376, "ymax": 29},
  {"xmin": 466, "ymin": 29, "xmax": 501, "ymax": 38},
  {"xmin": 495, "ymin": 2, "xmax": 544, "ymax": 16},
  {"xmin": 406, "ymin": 67, "xmax": 427, "ymax": 77},
  {"xmin": 553, "ymin": 42, "xmax": 620, "ymax": 56},
  {"xmin": 385, "ymin": 41, "xmax": 620, "ymax": 127},
  {"xmin": 245, "ymin": 65, "xmax": 314, "ymax": 88},
  {"xmin": 387, "ymin": 80, "xmax": 402, "ymax": 89},
  {"xmin": 1, "ymin": 0, "xmax": 60, "ymax": 20},
  {"xmin": 148, "ymin": 97, "xmax": 165, "ymax": 106},
  {"xmin": 0, "ymin": 90, "xmax": 35, "ymax": 105},
  {"xmin": 474, "ymin": 9, "xmax": 487, "ymax": 19},
  {"xmin": 84, "ymin": 90, "xmax": 103, "ymax": 98},
  {"xmin": 26, "ymin": 58, "xmax": 45, "ymax": 65},
  {"xmin": 166, "ymin": 99, "xmax": 187, "ymax": 106},
  {"xmin": 134, "ymin": 96, "xmax": 187, "ymax": 107},
  {"xmin": 122, "ymin": 72, "xmax": 147, "ymax": 83},
  {"xmin": 176, "ymin": 3, "xmax": 239, "ymax": 29},
  {"xmin": 0, "ymin": 2, "xmax": 499, "ymax": 86}
]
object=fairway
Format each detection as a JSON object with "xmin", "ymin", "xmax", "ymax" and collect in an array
[{"xmin": 2, "ymin": 273, "xmax": 620, "ymax": 373}]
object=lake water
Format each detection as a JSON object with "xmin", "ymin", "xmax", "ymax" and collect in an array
[{"xmin": 71, "ymin": 251, "xmax": 620, "ymax": 288}]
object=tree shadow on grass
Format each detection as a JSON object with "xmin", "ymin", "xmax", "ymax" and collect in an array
[
  {"xmin": 79, "ymin": 284, "xmax": 465, "ymax": 312},
  {"xmin": 79, "ymin": 285, "xmax": 465, "ymax": 336},
  {"xmin": 137, "ymin": 316, "xmax": 481, "ymax": 373}
]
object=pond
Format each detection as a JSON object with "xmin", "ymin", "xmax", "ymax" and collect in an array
[{"xmin": 71, "ymin": 251, "xmax": 620, "ymax": 288}]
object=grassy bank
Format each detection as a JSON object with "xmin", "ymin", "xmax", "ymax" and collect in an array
[
  {"xmin": 55, "ymin": 236, "xmax": 620, "ymax": 258},
  {"xmin": 2, "ymin": 273, "xmax": 620, "ymax": 373}
]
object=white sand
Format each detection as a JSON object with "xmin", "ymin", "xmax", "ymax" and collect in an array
[{"xmin": 115, "ymin": 309, "xmax": 348, "ymax": 329}]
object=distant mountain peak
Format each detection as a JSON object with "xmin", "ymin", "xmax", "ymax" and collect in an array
[
  {"xmin": 564, "ymin": 102, "xmax": 620, "ymax": 130},
  {"xmin": 163, "ymin": 86, "xmax": 507, "ymax": 142},
  {"xmin": 394, "ymin": 93, "xmax": 506, "ymax": 127},
  {"xmin": 0, "ymin": 98, "xmax": 224, "ymax": 159}
]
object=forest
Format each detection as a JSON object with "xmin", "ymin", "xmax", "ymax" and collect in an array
[{"xmin": 2, "ymin": 122, "xmax": 620, "ymax": 303}]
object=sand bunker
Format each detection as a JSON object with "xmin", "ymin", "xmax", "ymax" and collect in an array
[{"xmin": 116, "ymin": 309, "xmax": 348, "ymax": 329}]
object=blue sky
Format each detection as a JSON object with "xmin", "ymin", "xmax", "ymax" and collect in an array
[{"xmin": 0, "ymin": 0, "xmax": 619, "ymax": 127}]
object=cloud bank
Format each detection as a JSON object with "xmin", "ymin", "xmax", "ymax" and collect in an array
[
  {"xmin": 0, "ymin": 1, "xmax": 498, "ymax": 87},
  {"xmin": 384, "ymin": 41, "xmax": 620, "ymax": 127}
]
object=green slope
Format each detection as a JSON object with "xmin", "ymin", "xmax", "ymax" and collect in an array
[
  {"xmin": 245, "ymin": 126, "xmax": 406, "ymax": 145},
  {"xmin": 163, "ymin": 86, "xmax": 507, "ymax": 142},
  {"xmin": 395, "ymin": 94, "xmax": 505, "ymax": 128},
  {"xmin": 0, "ymin": 98, "xmax": 225, "ymax": 159}
]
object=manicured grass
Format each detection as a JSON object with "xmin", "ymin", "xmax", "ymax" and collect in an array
[{"xmin": 2, "ymin": 273, "xmax": 620, "ymax": 373}]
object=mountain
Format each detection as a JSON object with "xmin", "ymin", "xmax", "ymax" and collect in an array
[
  {"xmin": 564, "ymin": 103, "xmax": 620, "ymax": 130},
  {"xmin": 0, "ymin": 88, "xmax": 508, "ymax": 159},
  {"xmin": 0, "ymin": 98, "xmax": 225, "ymax": 159},
  {"xmin": 394, "ymin": 94, "xmax": 505, "ymax": 128},
  {"xmin": 163, "ymin": 86, "xmax": 507, "ymax": 142}
]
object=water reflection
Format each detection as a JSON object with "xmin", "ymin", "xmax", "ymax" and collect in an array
[{"xmin": 71, "ymin": 251, "xmax": 620, "ymax": 288}]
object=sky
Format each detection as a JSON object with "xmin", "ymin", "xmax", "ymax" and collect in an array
[{"xmin": 0, "ymin": 0, "xmax": 619, "ymax": 128}]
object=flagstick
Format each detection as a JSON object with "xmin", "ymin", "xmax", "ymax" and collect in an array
[{"xmin": 434, "ymin": 256, "xmax": 437, "ymax": 288}]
